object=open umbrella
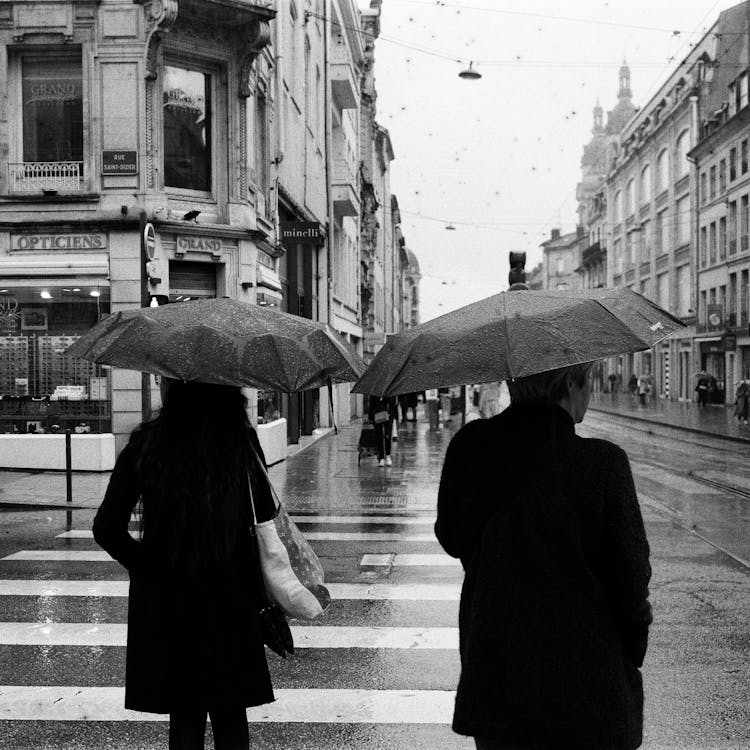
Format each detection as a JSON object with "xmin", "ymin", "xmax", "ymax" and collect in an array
[
  {"xmin": 65, "ymin": 298, "xmax": 366, "ymax": 392},
  {"xmin": 353, "ymin": 288, "xmax": 684, "ymax": 397}
]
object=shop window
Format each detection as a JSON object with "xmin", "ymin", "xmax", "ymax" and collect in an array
[
  {"xmin": 163, "ymin": 64, "xmax": 212, "ymax": 192},
  {"xmin": 10, "ymin": 53, "xmax": 84, "ymax": 193},
  {"xmin": 257, "ymin": 390, "xmax": 282, "ymax": 425},
  {"xmin": 0, "ymin": 285, "xmax": 111, "ymax": 434}
]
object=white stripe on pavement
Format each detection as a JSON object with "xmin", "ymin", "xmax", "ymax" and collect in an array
[
  {"xmin": 0, "ymin": 580, "xmax": 461, "ymax": 600},
  {"xmin": 3, "ymin": 551, "xmax": 114, "ymax": 562},
  {"xmin": 0, "ymin": 686, "xmax": 454, "ymax": 723},
  {"xmin": 290, "ymin": 516, "xmax": 436, "ymax": 526},
  {"xmin": 55, "ymin": 530, "xmax": 437, "ymax": 542},
  {"xmin": 0, "ymin": 623, "xmax": 458, "ymax": 649},
  {"xmin": 361, "ymin": 554, "xmax": 460, "ymax": 568}
]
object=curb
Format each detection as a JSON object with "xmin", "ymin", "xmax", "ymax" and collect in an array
[{"xmin": 588, "ymin": 406, "xmax": 750, "ymax": 445}]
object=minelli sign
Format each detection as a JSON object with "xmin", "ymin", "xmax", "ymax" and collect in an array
[
  {"xmin": 281, "ymin": 221, "xmax": 323, "ymax": 244},
  {"xmin": 11, "ymin": 233, "xmax": 107, "ymax": 251}
]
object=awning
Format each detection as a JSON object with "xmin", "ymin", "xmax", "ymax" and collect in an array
[{"xmin": 0, "ymin": 256, "xmax": 109, "ymax": 277}]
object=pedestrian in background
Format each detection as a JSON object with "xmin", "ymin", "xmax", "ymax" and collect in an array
[
  {"xmin": 608, "ymin": 371, "xmax": 618, "ymax": 399},
  {"xmin": 734, "ymin": 378, "xmax": 749, "ymax": 424},
  {"xmin": 93, "ymin": 379, "xmax": 277, "ymax": 750},
  {"xmin": 628, "ymin": 373, "xmax": 639, "ymax": 402},
  {"xmin": 637, "ymin": 375, "xmax": 650, "ymax": 406},
  {"xmin": 695, "ymin": 375, "xmax": 710, "ymax": 407},
  {"xmin": 368, "ymin": 394, "xmax": 398, "ymax": 467},
  {"xmin": 436, "ymin": 363, "xmax": 652, "ymax": 750}
]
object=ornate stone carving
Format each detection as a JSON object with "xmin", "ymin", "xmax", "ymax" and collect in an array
[
  {"xmin": 239, "ymin": 19, "xmax": 271, "ymax": 98},
  {"xmin": 239, "ymin": 101, "xmax": 248, "ymax": 198},
  {"xmin": 145, "ymin": 83, "xmax": 154, "ymax": 188},
  {"xmin": 143, "ymin": 0, "xmax": 179, "ymax": 80}
]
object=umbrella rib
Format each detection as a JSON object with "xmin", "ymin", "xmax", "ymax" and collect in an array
[{"xmin": 502, "ymin": 294, "xmax": 515, "ymax": 381}]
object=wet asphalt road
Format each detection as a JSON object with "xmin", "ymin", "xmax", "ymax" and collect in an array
[{"xmin": 0, "ymin": 409, "xmax": 748, "ymax": 749}]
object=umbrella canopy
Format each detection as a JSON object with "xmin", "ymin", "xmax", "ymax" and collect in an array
[
  {"xmin": 65, "ymin": 298, "xmax": 366, "ymax": 392},
  {"xmin": 353, "ymin": 288, "xmax": 684, "ymax": 397}
]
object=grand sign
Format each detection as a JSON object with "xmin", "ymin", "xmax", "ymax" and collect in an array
[
  {"xmin": 176, "ymin": 236, "xmax": 222, "ymax": 254},
  {"xmin": 11, "ymin": 233, "xmax": 107, "ymax": 251}
]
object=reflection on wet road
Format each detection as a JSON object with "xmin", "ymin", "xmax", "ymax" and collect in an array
[{"xmin": 0, "ymin": 412, "xmax": 748, "ymax": 747}]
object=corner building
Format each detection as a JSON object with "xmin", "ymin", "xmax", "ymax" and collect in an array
[{"xmin": 0, "ymin": 0, "xmax": 278, "ymax": 452}]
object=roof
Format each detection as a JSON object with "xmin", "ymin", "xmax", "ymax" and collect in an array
[{"xmin": 540, "ymin": 230, "xmax": 579, "ymax": 249}]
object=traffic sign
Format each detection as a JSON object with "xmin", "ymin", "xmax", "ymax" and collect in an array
[{"xmin": 143, "ymin": 222, "xmax": 156, "ymax": 261}]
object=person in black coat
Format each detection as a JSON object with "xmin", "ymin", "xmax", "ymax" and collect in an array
[
  {"xmin": 367, "ymin": 395, "xmax": 399, "ymax": 466},
  {"xmin": 436, "ymin": 362, "xmax": 652, "ymax": 750},
  {"xmin": 93, "ymin": 379, "xmax": 277, "ymax": 750}
]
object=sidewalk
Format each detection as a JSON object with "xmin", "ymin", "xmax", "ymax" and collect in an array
[{"xmin": 588, "ymin": 391, "xmax": 750, "ymax": 443}]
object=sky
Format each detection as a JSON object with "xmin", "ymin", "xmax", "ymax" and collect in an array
[{"xmin": 356, "ymin": 0, "xmax": 744, "ymax": 322}]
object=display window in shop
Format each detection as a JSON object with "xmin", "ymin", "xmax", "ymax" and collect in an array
[{"xmin": 0, "ymin": 284, "xmax": 111, "ymax": 434}]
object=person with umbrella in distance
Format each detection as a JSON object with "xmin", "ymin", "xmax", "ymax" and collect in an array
[
  {"xmin": 367, "ymin": 393, "xmax": 399, "ymax": 466},
  {"xmin": 93, "ymin": 378, "xmax": 277, "ymax": 749},
  {"xmin": 435, "ymin": 362, "xmax": 652, "ymax": 750}
]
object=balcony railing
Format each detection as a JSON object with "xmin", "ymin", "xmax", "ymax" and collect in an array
[{"xmin": 8, "ymin": 161, "xmax": 84, "ymax": 193}]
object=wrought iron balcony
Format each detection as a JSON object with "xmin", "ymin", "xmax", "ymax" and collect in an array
[{"xmin": 8, "ymin": 162, "xmax": 84, "ymax": 193}]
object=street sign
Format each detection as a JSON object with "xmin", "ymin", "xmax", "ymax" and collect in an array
[
  {"xmin": 102, "ymin": 150, "xmax": 138, "ymax": 175},
  {"xmin": 143, "ymin": 223, "xmax": 156, "ymax": 261}
]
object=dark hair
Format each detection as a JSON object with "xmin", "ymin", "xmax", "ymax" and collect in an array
[
  {"xmin": 507, "ymin": 363, "xmax": 593, "ymax": 405},
  {"xmin": 137, "ymin": 380, "xmax": 255, "ymax": 570}
]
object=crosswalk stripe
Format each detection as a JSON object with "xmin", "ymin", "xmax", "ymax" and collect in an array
[
  {"xmin": 0, "ymin": 580, "xmax": 461, "ymax": 600},
  {"xmin": 361, "ymin": 554, "xmax": 460, "ymax": 567},
  {"xmin": 0, "ymin": 623, "xmax": 458, "ymax": 649},
  {"xmin": 4, "ymin": 550, "xmax": 462, "ymax": 566},
  {"xmin": 290, "ymin": 515, "xmax": 436, "ymax": 526},
  {"xmin": 0, "ymin": 686, "xmax": 455, "ymax": 723},
  {"xmin": 55, "ymin": 530, "xmax": 437, "ymax": 542}
]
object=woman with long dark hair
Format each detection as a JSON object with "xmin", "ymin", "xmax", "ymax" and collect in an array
[{"xmin": 93, "ymin": 378, "xmax": 276, "ymax": 749}]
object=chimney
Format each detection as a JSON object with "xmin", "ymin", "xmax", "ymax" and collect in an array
[{"xmin": 551, "ymin": 228, "xmax": 561, "ymax": 241}]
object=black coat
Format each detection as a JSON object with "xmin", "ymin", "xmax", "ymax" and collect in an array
[
  {"xmin": 93, "ymin": 424, "xmax": 276, "ymax": 714},
  {"xmin": 435, "ymin": 403, "xmax": 652, "ymax": 750}
]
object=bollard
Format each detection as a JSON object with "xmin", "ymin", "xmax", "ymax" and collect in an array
[{"xmin": 65, "ymin": 429, "xmax": 72, "ymax": 504}]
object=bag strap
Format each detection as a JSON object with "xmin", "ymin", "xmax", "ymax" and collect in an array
[{"xmin": 248, "ymin": 444, "xmax": 282, "ymax": 515}]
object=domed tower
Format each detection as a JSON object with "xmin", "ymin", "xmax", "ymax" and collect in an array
[
  {"xmin": 618, "ymin": 59, "xmax": 632, "ymax": 101},
  {"xmin": 606, "ymin": 59, "xmax": 637, "ymax": 134}
]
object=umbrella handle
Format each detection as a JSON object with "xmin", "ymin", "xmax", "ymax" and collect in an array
[{"xmin": 327, "ymin": 378, "xmax": 338, "ymax": 435}]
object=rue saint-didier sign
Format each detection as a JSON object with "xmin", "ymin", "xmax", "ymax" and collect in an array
[{"xmin": 101, "ymin": 150, "xmax": 138, "ymax": 175}]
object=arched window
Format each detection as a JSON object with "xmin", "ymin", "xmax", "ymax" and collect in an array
[
  {"xmin": 613, "ymin": 190, "xmax": 622, "ymax": 223},
  {"xmin": 640, "ymin": 164, "xmax": 651, "ymax": 204},
  {"xmin": 656, "ymin": 148, "xmax": 668, "ymax": 193},
  {"xmin": 625, "ymin": 179, "xmax": 635, "ymax": 217},
  {"xmin": 675, "ymin": 130, "xmax": 690, "ymax": 178}
]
